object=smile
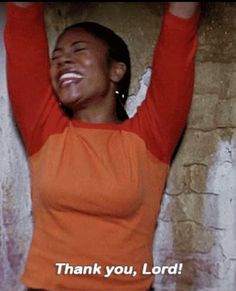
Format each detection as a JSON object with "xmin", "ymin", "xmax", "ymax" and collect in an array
[{"xmin": 58, "ymin": 72, "xmax": 84, "ymax": 88}]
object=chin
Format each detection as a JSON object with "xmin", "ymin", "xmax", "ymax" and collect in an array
[
  {"xmin": 57, "ymin": 84, "xmax": 81, "ymax": 104},
  {"xmin": 59, "ymin": 93, "xmax": 80, "ymax": 105}
]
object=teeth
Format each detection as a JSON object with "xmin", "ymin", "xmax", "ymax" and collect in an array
[
  {"xmin": 59, "ymin": 72, "xmax": 83, "ymax": 81},
  {"xmin": 62, "ymin": 80, "xmax": 73, "ymax": 85}
]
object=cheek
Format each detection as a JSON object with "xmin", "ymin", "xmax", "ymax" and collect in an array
[
  {"xmin": 49, "ymin": 66, "xmax": 57, "ymax": 88},
  {"xmin": 92, "ymin": 59, "xmax": 111, "ymax": 80},
  {"xmin": 83, "ymin": 51, "xmax": 109, "ymax": 72},
  {"xmin": 83, "ymin": 57, "xmax": 93, "ymax": 67}
]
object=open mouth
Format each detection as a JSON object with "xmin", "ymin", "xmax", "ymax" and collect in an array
[{"xmin": 58, "ymin": 72, "xmax": 84, "ymax": 88}]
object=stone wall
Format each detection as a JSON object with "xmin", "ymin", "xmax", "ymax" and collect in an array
[{"xmin": 0, "ymin": 2, "xmax": 235, "ymax": 291}]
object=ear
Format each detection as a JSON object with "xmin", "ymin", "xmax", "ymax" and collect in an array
[{"xmin": 109, "ymin": 61, "xmax": 127, "ymax": 83}]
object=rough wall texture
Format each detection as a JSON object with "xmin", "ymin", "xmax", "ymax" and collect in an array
[
  {"xmin": 153, "ymin": 3, "xmax": 236, "ymax": 290},
  {"xmin": 0, "ymin": 4, "xmax": 32, "ymax": 291},
  {"xmin": 0, "ymin": 2, "xmax": 236, "ymax": 291}
]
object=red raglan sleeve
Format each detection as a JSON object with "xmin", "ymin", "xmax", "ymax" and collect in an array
[
  {"xmin": 124, "ymin": 7, "xmax": 200, "ymax": 164},
  {"xmin": 4, "ymin": 3, "xmax": 66, "ymax": 155}
]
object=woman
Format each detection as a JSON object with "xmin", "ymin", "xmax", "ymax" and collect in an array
[{"xmin": 4, "ymin": 2, "xmax": 199, "ymax": 290}]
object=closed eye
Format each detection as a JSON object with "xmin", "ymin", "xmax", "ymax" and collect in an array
[
  {"xmin": 51, "ymin": 56, "xmax": 60, "ymax": 61},
  {"xmin": 73, "ymin": 48, "xmax": 86, "ymax": 53}
]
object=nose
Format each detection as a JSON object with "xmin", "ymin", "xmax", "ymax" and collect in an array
[{"xmin": 54, "ymin": 53, "xmax": 74, "ymax": 67}]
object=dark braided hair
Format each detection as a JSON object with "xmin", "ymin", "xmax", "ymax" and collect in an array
[{"xmin": 62, "ymin": 21, "xmax": 131, "ymax": 121}]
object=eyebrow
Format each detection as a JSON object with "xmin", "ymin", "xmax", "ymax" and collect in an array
[{"xmin": 52, "ymin": 41, "xmax": 89, "ymax": 54}]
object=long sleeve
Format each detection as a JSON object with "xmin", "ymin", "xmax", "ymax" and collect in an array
[
  {"xmin": 4, "ymin": 3, "xmax": 66, "ymax": 155},
  {"xmin": 124, "ymin": 7, "xmax": 200, "ymax": 164}
]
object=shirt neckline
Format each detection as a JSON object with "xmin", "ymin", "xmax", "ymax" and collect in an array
[{"xmin": 70, "ymin": 118, "xmax": 125, "ymax": 130}]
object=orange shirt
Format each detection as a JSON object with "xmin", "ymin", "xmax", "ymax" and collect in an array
[{"xmin": 4, "ymin": 3, "xmax": 199, "ymax": 290}]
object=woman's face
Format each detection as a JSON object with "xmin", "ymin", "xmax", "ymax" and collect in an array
[{"xmin": 50, "ymin": 28, "xmax": 116, "ymax": 113}]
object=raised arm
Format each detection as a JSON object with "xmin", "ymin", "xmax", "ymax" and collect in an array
[
  {"xmin": 4, "ymin": 2, "xmax": 65, "ymax": 155},
  {"xmin": 126, "ymin": 2, "xmax": 200, "ymax": 164}
]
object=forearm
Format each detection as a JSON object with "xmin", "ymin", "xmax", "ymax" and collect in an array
[
  {"xmin": 4, "ymin": 2, "xmax": 52, "ymax": 150},
  {"xmin": 4, "ymin": 2, "xmax": 49, "ymax": 101},
  {"xmin": 5, "ymin": 2, "xmax": 67, "ymax": 156},
  {"xmin": 169, "ymin": 2, "xmax": 199, "ymax": 19},
  {"xmin": 141, "ymin": 7, "xmax": 200, "ymax": 163}
]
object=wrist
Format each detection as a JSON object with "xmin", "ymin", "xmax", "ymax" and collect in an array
[
  {"xmin": 11, "ymin": 2, "xmax": 35, "ymax": 8},
  {"xmin": 169, "ymin": 2, "xmax": 199, "ymax": 19}
]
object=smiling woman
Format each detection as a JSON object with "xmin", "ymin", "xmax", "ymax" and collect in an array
[
  {"xmin": 4, "ymin": 2, "xmax": 200, "ymax": 291},
  {"xmin": 50, "ymin": 21, "xmax": 131, "ymax": 122},
  {"xmin": 50, "ymin": 26, "xmax": 125, "ymax": 122}
]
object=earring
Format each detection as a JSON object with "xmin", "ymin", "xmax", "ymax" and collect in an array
[{"xmin": 115, "ymin": 90, "xmax": 125, "ymax": 99}]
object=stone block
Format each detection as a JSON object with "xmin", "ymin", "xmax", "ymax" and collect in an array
[
  {"xmin": 195, "ymin": 63, "xmax": 223, "ymax": 95},
  {"xmin": 189, "ymin": 164, "xmax": 209, "ymax": 193},
  {"xmin": 159, "ymin": 193, "xmax": 223, "ymax": 229},
  {"xmin": 188, "ymin": 94, "xmax": 219, "ymax": 130},
  {"xmin": 173, "ymin": 221, "xmax": 214, "ymax": 254},
  {"xmin": 197, "ymin": 3, "xmax": 236, "ymax": 64},
  {"xmin": 225, "ymin": 69, "xmax": 236, "ymax": 99},
  {"xmin": 178, "ymin": 130, "xmax": 220, "ymax": 165},
  {"xmin": 165, "ymin": 159, "xmax": 190, "ymax": 195},
  {"xmin": 216, "ymin": 99, "xmax": 236, "ymax": 127},
  {"xmin": 158, "ymin": 195, "xmax": 187, "ymax": 223}
]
